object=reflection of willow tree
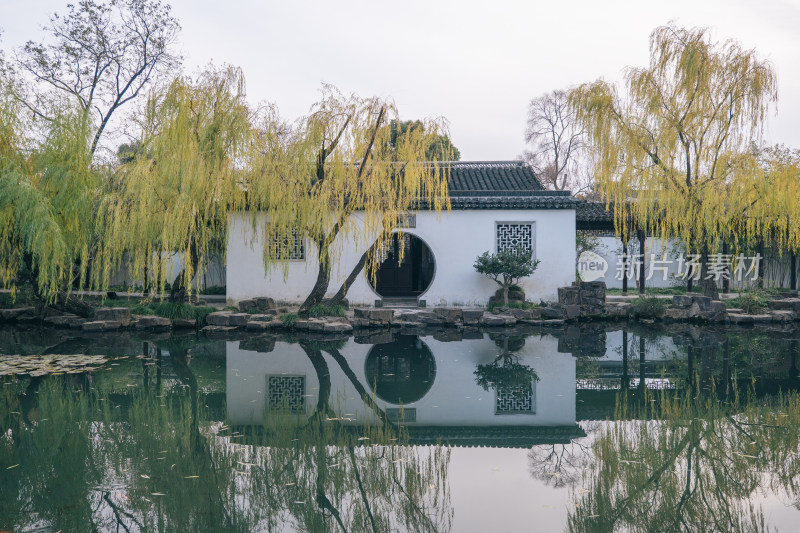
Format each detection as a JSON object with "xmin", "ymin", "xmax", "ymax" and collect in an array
[
  {"xmin": 0, "ymin": 338, "xmax": 452, "ymax": 532},
  {"xmin": 527, "ymin": 433, "xmax": 596, "ymax": 489},
  {"xmin": 568, "ymin": 387, "xmax": 800, "ymax": 533},
  {"xmin": 474, "ymin": 336, "xmax": 539, "ymax": 393}
]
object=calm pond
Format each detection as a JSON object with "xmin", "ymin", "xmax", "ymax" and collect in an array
[{"xmin": 2, "ymin": 323, "xmax": 800, "ymax": 532}]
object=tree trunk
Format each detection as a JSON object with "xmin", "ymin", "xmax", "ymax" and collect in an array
[
  {"xmin": 621, "ymin": 238, "xmax": 629, "ymax": 295},
  {"xmin": 299, "ymin": 242, "xmax": 331, "ymax": 315},
  {"xmin": 722, "ymin": 241, "xmax": 730, "ymax": 294},
  {"xmin": 621, "ymin": 330, "xmax": 629, "ymax": 390},
  {"xmin": 503, "ymin": 285, "xmax": 509, "ymax": 305},
  {"xmin": 170, "ymin": 243, "xmax": 199, "ymax": 303},
  {"xmin": 637, "ymin": 230, "xmax": 646, "ymax": 295},
  {"xmin": 757, "ymin": 240, "xmax": 765, "ymax": 289},
  {"xmin": 791, "ymin": 251, "xmax": 797, "ymax": 291},
  {"xmin": 50, "ymin": 290, "xmax": 94, "ymax": 317},
  {"xmin": 327, "ymin": 240, "xmax": 379, "ymax": 307},
  {"xmin": 698, "ymin": 246, "xmax": 719, "ymax": 300},
  {"xmin": 24, "ymin": 254, "xmax": 93, "ymax": 317}
]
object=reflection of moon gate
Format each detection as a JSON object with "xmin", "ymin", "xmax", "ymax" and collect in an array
[
  {"xmin": 369, "ymin": 233, "xmax": 435, "ymax": 298},
  {"xmin": 365, "ymin": 336, "xmax": 436, "ymax": 405}
]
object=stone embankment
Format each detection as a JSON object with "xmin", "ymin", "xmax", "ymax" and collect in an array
[{"xmin": 3, "ymin": 284, "xmax": 800, "ymax": 333}]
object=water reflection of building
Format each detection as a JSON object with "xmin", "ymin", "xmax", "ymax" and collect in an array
[{"xmin": 226, "ymin": 334, "xmax": 585, "ymax": 447}]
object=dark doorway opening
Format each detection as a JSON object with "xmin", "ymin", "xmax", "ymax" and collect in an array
[{"xmin": 371, "ymin": 233, "xmax": 434, "ymax": 298}]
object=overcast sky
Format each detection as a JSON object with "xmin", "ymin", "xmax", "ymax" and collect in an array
[{"xmin": 2, "ymin": 0, "xmax": 799, "ymax": 160}]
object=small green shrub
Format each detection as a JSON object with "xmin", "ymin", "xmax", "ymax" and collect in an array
[
  {"xmin": 223, "ymin": 305, "xmax": 240, "ymax": 312},
  {"xmin": 0, "ymin": 286, "xmax": 37, "ymax": 309},
  {"xmin": 280, "ymin": 313, "xmax": 298, "ymax": 328},
  {"xmin": 631, "ymin": 297, "xmax": 667, "ymax": 319},
  {"xmin": 130, "ymin": 301, "xmax": 215, "ymax": 323},
  {"xmin": 307, "ymin": 304, "xmax": 347, "ymax": 318},
  {"xmin": 726, "ymin": 290, "xmax": 770, "ymax": 314},
  {"xmin": 200, "ymin": 285, "xmax": 227, "ymax": 295}
]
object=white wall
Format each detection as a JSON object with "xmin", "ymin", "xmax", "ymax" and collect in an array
[
  {"xmin": 226, "ymin": 209, "xmax": 576, "ymax": 306},
  {"xmin": 226, "ymin": 334, "xmax": 576, "ymax": 427}
]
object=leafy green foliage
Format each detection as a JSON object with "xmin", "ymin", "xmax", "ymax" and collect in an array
[
  {"xmin": 474, "ymin": 247, "xmax": 540, "ymax": 304},
  {"xmin": 306, "ymin": 304, "xmax": 347, "ymax": 318},
  {"xmin": 199, "ymin": 285, "xmax": 226, "ymax": 295},
  {"xmin": 279, "ymin": 312, "xmax": 299, "ymax": 328},
  {"xmin": 630, "ymin": 297, "xmax": 667, "ymax": 319},
  {"xmin": 388, "ymin": 120, "xmax": 461, "ymax": 161},
  {"xmin": 130, "ymin": 301, "xmax": 215, "ymax": 322},
  {"xmin": 725, "ymin": 290, "xmax": 771, "ymax": 314},
  {"xmin": 486, "ymin": 300, "xmax": 538, "ymax": 312}
]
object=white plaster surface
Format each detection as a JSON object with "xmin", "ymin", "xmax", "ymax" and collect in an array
[{"xmin": 226, "ymin": 209, "xmax": 576, "ymax": 306}]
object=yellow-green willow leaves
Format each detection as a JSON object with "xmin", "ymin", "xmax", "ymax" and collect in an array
[
  {"xmin": 243, "ymin": 85, "xmax": 451, "ymax": 310},
  {"xmin": 95, "ymin": 73, "xmax": 450, "ymax": 304},
  {"xmin": 0, "ymin": 73, "xmax": 100, "ymax": 302},
  {"xmin": 95, "ymin": 66, "xmax": 254, "ymax": 297},
  {"xmin": 569, "ymin": 24, "xmax": 798, "ymax": 256}
]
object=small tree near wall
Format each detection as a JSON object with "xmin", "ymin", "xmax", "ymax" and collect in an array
[{"xmin": 474, "ymin": 247, "xmax": 540, "ymax": 305}]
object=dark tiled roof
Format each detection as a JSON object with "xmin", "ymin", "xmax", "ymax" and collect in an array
[
  {"xmin": 413, "ymin": 160, "xmax": 580, "ymax": 210},
  {"xmin": 443, "ymin": 161, "xmax": 545, "ymax": 193},
  {"xmin": 576, "ymin": 201, "xmax": 614, "ymax": 223},
  {"xmin": 416, "ymin": 194, "xmax": 580, "ymax": 210},
  {"xmin": 576, "ymin": 201, "xmax": 616, "ymax": 229}
]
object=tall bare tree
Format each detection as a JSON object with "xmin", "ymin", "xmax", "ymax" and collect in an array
[
  {"xmin": 14, "ymin": 0, "xmax": 181, "ymax": 158},
  {"xmin": 523, "ymin": 89, "xmax": 593, "ymax": 195}
]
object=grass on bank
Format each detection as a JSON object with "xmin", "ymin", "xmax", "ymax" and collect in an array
[
  {"xmin": 129, "ymin": 300, "xmax": 216, "ymax": 323},
  {"xmin": 630, "ymin": 297, "xmax": 668, "ymax": 319},
  {"xmin": 486, "ymin": 300, "xmax": 539, "ymax": 312},
  {"xmin": 724, "ymin": 290, "xmax": 771, "ymax": 314}
]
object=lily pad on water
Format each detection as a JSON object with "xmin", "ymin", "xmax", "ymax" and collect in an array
[{"xmin": 0, "ymin": 354, "xmax": 111, "ymax": 377}]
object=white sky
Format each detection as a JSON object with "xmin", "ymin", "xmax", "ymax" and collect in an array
[{"xmin": 2, "ymin": 0, "xmax": 799, "ymax": 160}]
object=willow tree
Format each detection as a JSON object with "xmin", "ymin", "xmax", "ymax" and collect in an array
[
  {"xmin": 247, "ymin": 87, "xmax": 451, "ymax": 314},
  {"xmin": 95, "ymin": 66, "xmax": 256, "ymax": 301},
  {"xmin": 570, "ymin": 25, "xmax": 792, "ymax": 297},
  {"xmin": 0, "ymin": 67, "xmax": 101, "ymax": 314}
]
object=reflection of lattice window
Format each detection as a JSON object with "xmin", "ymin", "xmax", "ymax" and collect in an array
[
  {"xmin": 267, "ymin": 375, "xmax": 306, "ymax": 413},
  {"xmin": 496, "ymin": 222, "xmax": 535, "ymax": 256},
  {"xmin": 386, "ymin": 408, "xmax": 416, "ymax": 422},
  {"xmin": 269, "ymin": 228, "xmax": 305, "ymax": 260},
  {"xmin": 495, "ymin": 382, "xmax": 536, "ymax": 414}
]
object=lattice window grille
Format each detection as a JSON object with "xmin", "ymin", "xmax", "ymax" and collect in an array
[
  {"xmin": 269, "ymin": 228, "xmax": 305, "ymax": 260},
  {"xmin": 495, "ymin": 382, "xmax": 536, "ymax": 414},
  {"xmin": 267, "ymin": 375, "xmax": 306, "ymax": 413},
  {"xmin": 496, "ymin": 223, "xmax": 534, "ymax": 255}
]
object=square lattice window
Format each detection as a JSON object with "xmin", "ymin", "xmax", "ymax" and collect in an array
[
  {"xmin": 496, "ymin": 222, "xmax": 535, "ymax": 256},
  {"xmin": 495, "ymin": 382, "xmax": 536, "ymax": 415},
  {"xmin": 269, "ymin": 228, "xmax": 305, "ymax": 260},
  {"xmin": 267, "ymin": 375, "xmax": 306, "ymax": 413}
]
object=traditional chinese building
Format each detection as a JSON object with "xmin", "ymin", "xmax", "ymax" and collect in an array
[{"xmin": 226, "ymin": 161, "xmax": 580, "ymax": 307}]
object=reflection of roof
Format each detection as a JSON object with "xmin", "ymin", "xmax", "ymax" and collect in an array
[{"xmin": 405, "ymin": 425, "xmax": 587, "ymax": 448}]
